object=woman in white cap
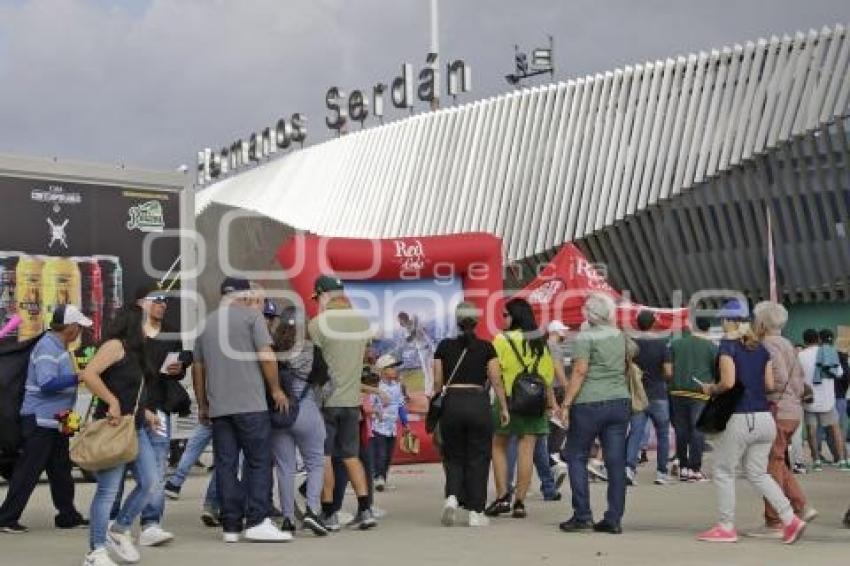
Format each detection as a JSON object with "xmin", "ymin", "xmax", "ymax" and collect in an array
[{"xmin": 433, "ymin": 302, "xmax": 509, "ymax": 527}]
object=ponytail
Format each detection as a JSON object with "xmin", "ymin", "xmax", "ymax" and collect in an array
[{"xmin": 457, "ymin": 319, "xmax": 477, "ymax": 345}]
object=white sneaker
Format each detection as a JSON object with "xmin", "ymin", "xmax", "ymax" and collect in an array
[
  {"xmin": 654, "ymin": 472, "xmax": 669, "ymax": 485},
  {"xmin": 468, "ymin": 511, "xmax": 490, "ymax": 527},
  {"xmin": 244, "ymin": 518, "xmax": 292, "ymax": 542},
  {"xmin": 802, "ymin": 507, "xmax": 819, "ymax": 522},
  {"xmin": 223, "ymin": 532, "xmax": 240, "ymax": 543},
  {"xmin": 83, "ymin": 548, "xmax": 118, "ymax": 566},
  {"xmin": 107, "ymin": 529, "xmax": 140, "ymax": 563},
  {"xmin": 370, "ymin": 506, "xmax": 388, "ymax": 520},
  {"xmin": 552, "ymin": 461, "xmax": 568, "ymax": 489},
  {"xmin": 337, "ymin": 510, "xmax": 355, "ymax": 527},
  {"xmin": 138, "ymin": 524, "xmax": 174, "ymax": 547},
  {"xmin": 375, "ymin": 477, "xmax": 386, "ymax": 492},
  {"xmin": 626, "ymin": 467, "xmax": 637, "ymax": 486},
  {"xmin": 442, "ymin": 496, "xmax": 458, "ymax": 527}
]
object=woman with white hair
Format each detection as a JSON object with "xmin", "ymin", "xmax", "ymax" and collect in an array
[
  {"xmin": 559, "ymin": 293, "xmax": 632, "ymax": 535},
  {"xmin": 747, "ymin": 301, "xmax": 815, "ymax": 538},
  {"xmin": 696, "ymin": 299, "xmax": 806, "ymax": 545}
]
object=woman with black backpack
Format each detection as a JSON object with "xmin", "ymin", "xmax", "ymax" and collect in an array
[
  {"xmin": 485, "ymin": 298, "xmax": 557, "ymax": 520},
  {"xmin": 269, "ymin": 306, "xmax": 330, "ymax": 537}
]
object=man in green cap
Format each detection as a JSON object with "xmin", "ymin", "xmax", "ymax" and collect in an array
[{"xmin": 308, "ymin": 275, "xmax": 376, "ymax": 530}]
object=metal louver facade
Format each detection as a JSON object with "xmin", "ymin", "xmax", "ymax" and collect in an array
[{"xmin": 197, "ymin": 24, "xmax": 850, "ymax": 305}]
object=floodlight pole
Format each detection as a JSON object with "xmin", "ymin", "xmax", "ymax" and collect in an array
[{"xmin": 430, "ymin": 0, "xmax": 440, "ymax": 110}]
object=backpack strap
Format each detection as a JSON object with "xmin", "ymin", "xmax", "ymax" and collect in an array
[{"xmin": 504, "ymin": 334, "xmax": 530, "ymax": 373}]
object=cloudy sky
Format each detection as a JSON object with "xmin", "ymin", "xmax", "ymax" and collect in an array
[{"xmin": 0, "ymin": 0, "xmax": 847, "ymax": 171}]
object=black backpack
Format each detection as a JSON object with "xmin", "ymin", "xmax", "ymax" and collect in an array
[
  {"xmin": 504, "ymin": 335, "xmax": 547, "ymax": 417},
  {"xmin": 0, "ymin": 333, "xmax": 44, "ymax": 478}
]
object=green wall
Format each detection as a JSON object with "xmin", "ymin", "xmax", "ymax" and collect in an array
[{"xmin": 784, "ymin": 302, "xmax": 850, "ymax": 345}]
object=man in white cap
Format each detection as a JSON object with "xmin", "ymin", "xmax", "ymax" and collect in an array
[{"xmin": 0, "ymin": 304, "xmax": 91, "ymax": 533}]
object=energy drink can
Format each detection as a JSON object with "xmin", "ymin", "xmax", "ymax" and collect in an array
[
  {"xmin": 42, "ymin": 256, "xmax": 82, "ymax": 327},
  {"xmin": 75, "ymin": 256, "xmax": 103, "ymax": 345},
  {"xmin": 0, "ymin": 252, "xmax": 20, "ymax": 339},
  {"xmin": 93, "ymin": 255, "xmax": 123, "ymax": 327},
  {"xmin": 15, "ymin": 255, "xmax": 44, "ymax": 341}
]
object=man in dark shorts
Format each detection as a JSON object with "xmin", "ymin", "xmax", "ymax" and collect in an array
[{"xmin": 309, "ymin": 275, "xmax": 376, "ymax": 531}]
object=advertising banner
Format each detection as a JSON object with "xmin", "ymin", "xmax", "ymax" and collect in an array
[{"xmin": 0, "ymin": 175, "xmax": 181, "ymax": 366}]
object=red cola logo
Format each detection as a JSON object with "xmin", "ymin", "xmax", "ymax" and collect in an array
[
  {"xmin": 394, "ymin": 239, "xmax": 426, "ymax": 271},
  {"xmin": 527, "ymin": 279, "xmax": 564, "ymax": 305}
]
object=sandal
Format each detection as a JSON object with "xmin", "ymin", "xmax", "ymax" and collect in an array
[{"xmin": 484, "ymin": 494, "xmax": 512, "ymax": 517}]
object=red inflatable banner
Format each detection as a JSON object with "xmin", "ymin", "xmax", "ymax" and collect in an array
[
  {"xmin": 519, "ymin": 243, "xmax": 689, "ymax": 331},
  {"xmin": 276, "ymin": 232, "xmax": 505, "ymax": 465}
]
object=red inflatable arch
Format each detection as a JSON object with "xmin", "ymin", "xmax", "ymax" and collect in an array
[
  {"xmin": 276, "ymin": 232, "xmax": 505, "ymax": 337},
  {"xmin": 276, "ymin": 232, "xmax": 504, "ymax": 464}
]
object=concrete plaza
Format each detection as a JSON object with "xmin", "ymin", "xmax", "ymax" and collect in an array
[{"xmin": 2, "ymin": 461, "xmax": 849, "ymax": 566}]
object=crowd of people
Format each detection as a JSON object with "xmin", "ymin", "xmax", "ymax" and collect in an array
[{"xmin": 0, "ymin": 274, "xmax": 848, "ymax": 564}]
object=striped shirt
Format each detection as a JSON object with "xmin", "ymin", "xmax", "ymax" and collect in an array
[{"xmin": 20, "ymin": 332, "xmax": 78, "ymax": 429}]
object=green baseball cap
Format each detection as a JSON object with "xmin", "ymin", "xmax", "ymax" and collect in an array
[{"xmin": 312, "ymin": 275, "xmax": 344, "ymax": 299}]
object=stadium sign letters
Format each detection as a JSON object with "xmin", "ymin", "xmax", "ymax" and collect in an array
[{"xmin": 197, "ymin": 53, "xmax": 471, "ymax": 186}]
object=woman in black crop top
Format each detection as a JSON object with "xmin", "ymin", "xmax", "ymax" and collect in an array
[
  {"xmin": 432, "ymin": 302, "xmax": 508, "ymax": 527},
  {"xmin": 80, "ymin": 307, "xmax": 161, "ymax": 564}
]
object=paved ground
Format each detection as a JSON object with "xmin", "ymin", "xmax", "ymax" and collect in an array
[{"xmin": 2, "ymin": 460, "xmax": 850, "ymax": 566}]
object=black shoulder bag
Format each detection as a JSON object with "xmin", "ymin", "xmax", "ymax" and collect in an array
[
  {"xmin": 426, "ymin": 348, "xmax": 467, "ymax": 433},
  {"xmin": 505, "ymin": 335, "xmax": 547, "ymax": 418},
  {"xmin": 696, "ymin": 342, "xmax": 746, "ymax": 434},
  {"xmin": 270, "ymin": 363, "xmax": 311, "ymax": 429}
]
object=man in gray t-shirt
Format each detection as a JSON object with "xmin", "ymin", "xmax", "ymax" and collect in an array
[{"xmin": 192, "ymin": 277, "xmax": 289, "ymax": 543}]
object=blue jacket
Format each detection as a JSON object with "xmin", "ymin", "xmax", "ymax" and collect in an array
[{"xmin": 20, "ymin": 332, "xmax": 78, "ymax": 429}]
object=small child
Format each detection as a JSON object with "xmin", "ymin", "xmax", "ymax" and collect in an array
[{"xmin": 370, "ymin": 354, "xmax": 409, "ymax": 492}]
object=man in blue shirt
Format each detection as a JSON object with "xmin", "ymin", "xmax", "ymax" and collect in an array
[{"xmin": 0, "ymin": 304, "xmax": 92, "ymax": 533}]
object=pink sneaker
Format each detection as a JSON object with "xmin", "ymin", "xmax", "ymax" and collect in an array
[
  {"xmin": 782, "ymin": 516, "xmax": 806, "ymax": 545},
  {"xmin": 697, "ymin": 524, "xmax": 738, "ymax": 543}
]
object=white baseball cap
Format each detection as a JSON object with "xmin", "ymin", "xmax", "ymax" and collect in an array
[
  {"xmin": 374, "ymin": 354, "xmax": 402, "ymax": 371},
  {"xmin": 547, "ymin": 320, "xmax": 569, "ymax": 335},
  {"xmin": 52, "ymin": 304, "xmax": 93, "ymax": 327}
]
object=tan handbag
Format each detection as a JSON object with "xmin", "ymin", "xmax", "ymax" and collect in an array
[
  {"xmin": 70, "ymin": 381, "xmax": 143, "ymax": 472},
  {"xmin": 399, "ymin": 429, "xmax": 420, "ymax": 455},
  {"xmin": 626, "ymin": 361, "xmax": 650, "ymax": 413}
]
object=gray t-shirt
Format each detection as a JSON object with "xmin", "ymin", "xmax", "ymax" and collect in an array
[{"xmin": 194, "ymin": 303, "xmax": 273, "ymax": 418}]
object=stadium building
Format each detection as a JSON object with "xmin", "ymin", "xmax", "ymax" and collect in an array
[{"xmin": 196, "ymin": 24, "xmax": 850, "ymax": 341}]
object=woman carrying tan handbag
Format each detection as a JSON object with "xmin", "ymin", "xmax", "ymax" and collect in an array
[{"xmin": 78, "ymin": 307, "xmax": 161, "ymax": 566}]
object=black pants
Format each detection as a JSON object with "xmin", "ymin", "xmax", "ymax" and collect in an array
[
  {"xmin": 370, "ymin": 433, "xmax": 396, "ymax": 481},
  {"xmin": 0, "ymin": 416, "xmax": 79, "ymax": 525},
  {"xmin": 440, "ymin": 389, "xmax": 493, "ymax": 513}
]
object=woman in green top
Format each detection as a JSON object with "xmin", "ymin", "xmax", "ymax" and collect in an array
[
  {"xmin": 559, "ymin": 293, "xmax": 632, "ymax": 535},
  {"xmin": 485, "ymin": 298, "xmax": 557, "ymax": 520}
]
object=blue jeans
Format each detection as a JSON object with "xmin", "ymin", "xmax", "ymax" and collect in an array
[
  {"xmin": 212, "ymin": 411, "xmax": 272, "ymax": 533},
  {"xmin": 506, "ymin": 434, "xmax": 556, "ymax": 497},
  {"xmin": 566, "ymin": 398, "xmax": 630, "ymax": 525},
  {"xmin": 167, "ymin": 422, "xmax": 219, "ymax": 511},
  {"xmin": 110, "ymin": 419, "xmax": 171, "ymax": 526},
  {"xmin": 90, "ymin": 429, "xmax": 158, "ymax": 551},
  {"xmin": 626, "ymin": 399, "xmax": 670, "ymax": 474}
]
